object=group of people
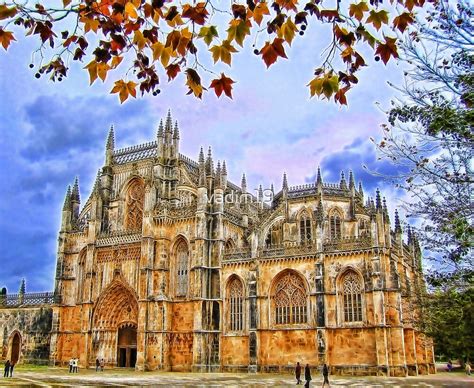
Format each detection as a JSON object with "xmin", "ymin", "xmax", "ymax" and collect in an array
[
  {"xmin": 295, "ymin": 362, "xmax": 330, "ymax": 387},
  {"xmin": 95, "ymin": 358, "xmax": 105, "ymax": 372},
  {"xmin": 3, "ymin": 360, "xmax": 14, "ymax": 378},
  {"xmin": 68, "ymin": 358, "xmax": 79, "ymax": 373}
]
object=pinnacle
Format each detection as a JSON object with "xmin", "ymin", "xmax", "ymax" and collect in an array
[{"xmin": 106, "ymin": 125, "xmax": 115, "ymax": 150}]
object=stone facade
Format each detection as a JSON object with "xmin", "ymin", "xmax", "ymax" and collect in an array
[{"xmin": 0, "ymin": 111, "xmax": 435, "ymax": 376}]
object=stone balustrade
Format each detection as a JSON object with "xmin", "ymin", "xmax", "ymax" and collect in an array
[{"xmin": 0, "ymin": 292, "xmax": 59, "ymax": 307}]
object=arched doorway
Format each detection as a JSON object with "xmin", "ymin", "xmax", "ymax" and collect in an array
[
  {"xmin": 117, "ymin": 324, "xmax": 137, "ymax": 368},
  {"xmin": 91, "ymin": 278, "xmax": 139, "ymax": 367},
  {"xmin": 11, "ymin": 332, "xmax": 21, "ymax": 364}
]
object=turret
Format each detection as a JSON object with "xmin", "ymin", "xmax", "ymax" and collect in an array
[
  {"xmin": 315, "ymin": 166, "xmax": 322, "ymax": 193},
  {"xmin": 198, "ymin": 147, "xmax": 206, "ymax": 188},
  {"xmin": 375, "ymin": 188, "xmax": 382, "ymax": 212},
  {"xmin": 339, "ymin": 171, "xmax": 347, "ymax": 190},
  {"xmin": 222, "ymin": 161, "xmax": 228, "ymax": 189},
  {"xmin": 105, "ymin": 125, "xmax": 115, "ymax": 166},
  {"xmin": 156, "ymin": 119, "xmax": 164, "ymax": 157},
  {"xmin": 164, "ymin": 109, "xmax": 173, "ymax": 147},
  {"xmin": 173, "ymin": 120, "xmax": 180, "ymax": 157},
  {"xmin": 282, "ymin": 172, "xmax": 288, "ymax": 199},
  {"xmin": 71, "ymin": 176, "xmax": 80, "ymax": 220},
  {"xmin": 61, "ymin": 185, "xmax": 72, "ymax": 231},
  {"xmin": 349, "ymin": 170, "xmax": 355, "ymax": 194}
]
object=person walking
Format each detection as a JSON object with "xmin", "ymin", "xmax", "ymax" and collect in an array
[
  {"xmin": 466, "ymin": 363, "xmax": 472, "ymax": 376},
  {"xmin": 295, "ymin": 362, "xmax": 302, "ymax": 385},
  {"xmin": 95, "ymin": 358, "xmax": 100, "ymax": 372},
  {"xmin": 304, "ymin": 363, "xmax": 312, "ymax": 388},
  {"xmin": 100, "ymin": 358, "xmax": 105, "ymax": 372},
  {"xmin": 3, "ymin": 360, "xmax": 10, "ymax": 378},
  {"xmin": 73, "ymin": 358, "xmax": 78, "ymax": 373},
  {"xmin": 69, "ymin": 358, "xmax": 73, "ymax": 373},
  {"xmin": 9, "ymin": 361, "xmax": 14, "ymax": 378},
  {"xmin": 321, "ymin": 363, "xmax": 330, "ymax": 387}
]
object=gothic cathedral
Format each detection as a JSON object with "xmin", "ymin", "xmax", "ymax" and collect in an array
[{"xmin": 1, "ymin": 111, "xmax": 435, "ymax": 376}]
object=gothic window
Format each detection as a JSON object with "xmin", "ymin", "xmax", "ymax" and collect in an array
[
  {"xmin": 125, "ymin": 179, "xmax": 144, "ymax": 231},
  {"xmin": 265, "ymin": 220, "xmax": 283, "ymax": 247},
  {"xmin": 359, "ymin": 219, "xmax": 369, "ymax": 237},
  {"xmin": 227, "ymin": 277, "xmax": 244, "ymax": 331},
  {"xmin": 299, "ymin": 212, "xmax": 312, "ymax": 243},
  {"xmin": 176, "ymin": 241, "xmax": 189, "ymax": 297},
  {"xmin": 273, "ymin": 271, "xmax": 307, "ymax": 325},
  {"xmin": 342, "ymin": 272, "xmax": 363, "ymax": 322},
  {"xmin": 330, "ymin": 213, "xmax": 342, "ymax": 239}
]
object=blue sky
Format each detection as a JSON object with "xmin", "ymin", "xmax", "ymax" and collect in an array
[{"xmin": 0, "ymin": 22, "xmax": 408, "ymax": 292}]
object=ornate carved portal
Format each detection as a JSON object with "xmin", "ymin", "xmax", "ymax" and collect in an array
[{"xmin": 91, "ymin": 279, "xmax": 139, "ymax": 367}]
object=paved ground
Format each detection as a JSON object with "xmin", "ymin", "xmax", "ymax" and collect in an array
[{"xmin": 0, "ymin": 367, "xmax": 472, "ymax": 387}]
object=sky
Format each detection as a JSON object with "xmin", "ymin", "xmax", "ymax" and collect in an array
[{"xmin": 0, "ymin": 20, "xmax": 409, "ymax": 293}]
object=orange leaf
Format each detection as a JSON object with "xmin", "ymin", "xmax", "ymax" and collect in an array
[
  {"xmin": 393, "ymin": 12, "xmax": 414, "ymax": 33},
  {"xmin": 0, "ymin": 29, "xmax": 15, "ymax": 50},
  {"xmin": 349, "ymin": 2, "xmax": 368, "ymax": 22},
  {"xmin": 260, "ymin": 38, "xmax": 287, "ymax": 68},
  {"xmin": 166, "ymin": 64, "xmax": 181, "ymax": 81},
  {"xmin": 210, "ymin": 73, "xmax": 235, "ymax": 98},
  {"xmin": 182, "ymin": 2, "xmax": 208, "ymax": 25},
  {"xmin": 375, "ymin": 37, "xmax": 398, "ymax": 64}
]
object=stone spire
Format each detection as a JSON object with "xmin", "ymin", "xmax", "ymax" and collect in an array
[
  {"xmin": 241, "ymin": 173, "xmax": 247, "ymax": 193},
  {"xmin": 383, "ymin": 197, "xmax": 389, "ymax": 223},
  {"xmin": 198, "ymin": 147, "xmax": 206, "ymax": 187},
  {"xmin": 215, "ymin": 161, "xmax": 222, "ymax": 188},
  {"xmin": 106, "ymin": 125, "xmax": 115, "ymax": 150},
  {"xmin": 71, "ymin": 177, "xmax": 80, "ymax": 203},
  {"xmin": 105, "ymin": 125, "xmax": 115, "ymax": 166},
  {"xmin": 19, "ymin": 278, "xmax": 26, "ymax": 296},
  {"xmin": 63, "ymin": 185, "xmax": 72, "ymax": 211},
  {"xmin": 282, "ymin": 172, "xmax": 288, "ymax": 191},
  {"xmin": 358, "ymin": 181, "xmax": 364, "ymax": 199},
  {"xmin": 258, "ymin": 184, "xmax": 263, "ymax": 203},
  {"xmin": 157, "ymin": 119, "xmax": 164, "ymax": 138},
  {"xmin": 339, "ymin": 171, "xmax": 348, "ymax": 190},
  {"xmin": 222, "ymin": 161, "xmax": 227, "ymax": 188},
  {"xmin": 206, "ymin": 146, "xmax": 214, "ymax": 176},
  {"xmin": 165, "ymin": 109, "xmax": 173, "ymax": 132},
  {"xmin": 173, "ymin": 120, "xmax": 180, "ymax": 139},
  {"xmin": 394, "ymin": 209, "xmax": 402, "ymax": 233},
  {"xmin": 349, "ymin": 170, "xmax": 355, "ymax": 190},
  {"xmin": 198, "ymin": 147, "xmax": 205, "ymax": 164},
  {"xmin": 407, "ymin": 225, "xmax": 412, "ymax": 245},
  {"xmin": 92, "ymin": 170, "xmax": 101, "ymax": 196},
  {"xmin": 375, "ymin": 188, "xmax": 382, "ymax": 211}
]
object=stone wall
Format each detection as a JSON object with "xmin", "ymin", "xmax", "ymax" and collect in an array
[{"xmin": 0, "ymin": 306, "xmax": 53, "ymax": 365}]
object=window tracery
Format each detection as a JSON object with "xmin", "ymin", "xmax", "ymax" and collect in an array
[
  {"xmin": 227, "ymin": 277, "xmax": 244, "ymax": 331},
  {"xmin": 342, "ymin": 272, "xmax": 363, "ymax": 322},
  {"xmin": 265, "ymin": 220, "xmax": 283, "ymax": 247},
  {"xmin": 273, "ymin": 272, "xmax": 307, "ymax": 325},
  {"xmin": 299, "ymin": 212, "xmax": 312, "ymax": 243},
  {"xmin": 125, "ymin": 179, "xmax": 144, "ymax": 231},
  {"xmin": 176, "ymin": 241, "xmax": 189, "ymax": 297},
  {"xmin": 330, "ymin": 212, "xmax": 342, "ymax": 239}
]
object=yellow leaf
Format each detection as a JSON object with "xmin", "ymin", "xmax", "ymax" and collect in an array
[
  {"xmin": 278, "ymin": 18, "xmax": 298, "ymax": 46},
  {"xmin": 133, "ymin": 30, "xmax": 146, "ymax": 50},
  {"xmin": 111, "ymin": 80, "xmax": 137, "ymax": 103},
  {"xmin": 97, "ymin": 62, "xmax": 110, "ymax": 82},
  {"xmin": 125, "ymin": 2, "xmax": 138, "ymax": 19},
  {"xmin": 0, "ymin": 4, "xmax": 18, "ymax": 20},
  {"xmin": 210, "ymin": 40, "xmax": 238, "ymax": 66},
  {"xmin": 160, "ymin": 46, "xmax": 172, "ymax": 67},
  {"xmin": 111, "ymin": 56, "xmax": 123, "ymax": 69},
  {"xmin": 252, "ymin": 2, "xmax": 270, "ymax": 25},
  {"xmin": 349, "ymin": 2, "xmax": 368, "ymax": 22},
  {"xmin": 151, "ymin": 42, "xmax": 164, "ymax": 61},
  {"xmin": 367, "ymin": 9, "xmax": 389, "ymax": 30},
  {"xmin": 81, "ymin": 17, "xmax": 100, "ymax": 33},
  {"xmin": 227, "ymin": 19, "xmax": 250, "ymax": 47},
  {"xmin": 84, "ymin": 60, "xmax": 98, "ymax": 85}
]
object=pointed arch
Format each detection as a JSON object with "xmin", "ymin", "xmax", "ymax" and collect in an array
[
  {"xmin": 270, "ymin": 270, "xmax": 309, "ymax": 325},
  {"xmin": 92, "ymin": 278, "xmax": 139, "ymax": 329},
  {"xmin": 124, "ymin": 177, "xmax": 145, "ymax": 231},
  {"xmin": 226, "ymin": 275, "xmax": 245, "ymax": 332},
  {"xmin": 8, "ymin": 330, "xmax": 21, "ymax": 365},
  {"xmin": 172, "ymin": 236, "xmax": 190, "ymax": 297},
  {"xmin": 297, "ymin": 208, "xmax": 313, "ymax": 243},
  {"xmin": 337, "ymin": 268, "xmax": 364, "ymax": 324},
  {"xmin": 328, "ymin": 207, "xmax": 343, "ymax": 240},
  {"xmin": 224, "ymin": 238, "xmax": 236, "ymax": 252},
  {"xmin": 263, "ymin": 217, "xmax": 285, "ymax": 247}
]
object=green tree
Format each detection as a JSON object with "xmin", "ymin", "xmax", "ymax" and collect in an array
[{"xmin": 0, "ymin": 0, "xmax": 425, "ymax": 102}]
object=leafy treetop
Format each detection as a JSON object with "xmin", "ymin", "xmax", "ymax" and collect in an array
[{"xmin": 0, "ymin": 0, "xmax": 426, "ymax": 103}]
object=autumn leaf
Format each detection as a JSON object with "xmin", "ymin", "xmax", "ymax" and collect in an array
[
  {"xmin": 185, "ymin": 68, "xmax": 205, "ymax": 98},
  {"xmin": 349, "ymin": 2, "xmax": 368, "ymax": 22},
  {"xmin": 366, "ymin": 9, "xmax": 389, "ymax": 30},
  {"xmin": 252, "ymin": 1, "xmax": 270, "ymax": 25},
  {"xmin": 81, "ymin": 17, "xmax": 100, "ymax": 33},
  {"xmin": 275, "ymin": 0, "xmax": 298, "ymax": 12},
  {"xmin": 84, "ymin": 60, "xmax": 99, "ymax": 84},
  {"xmin": 210, "ymin": 40, "xmax": 238, "ymax": 65},
  {"xmin": 111, "ymin": 79, "xmax": 137, "ymax": 103},
  {"xmin": 0, "ymin": 5, "xmax": 17, "ymax": 20},
  {"xmin": 166, "ymin": 64, "xmax": 181, "ymax": 81},
  {"xmin": 260, "ymin": 38, "xmax": 287, "ymax": 68},
  {"xmin": 227, "ymin": 19, "xmax": 251, "ymax": 47},
  {"xmin": 111, "ymin": 56, "xmax": 123, "ymax": 68},
  {"xmin": 210, "ymin": 73, "xmax": 235, "ymax": 98},
  {"xmin": 182, "ymin": 3, "xmax": 208, "ymax": 25},
  {"xmin": 63, "ymin": 0, "xmax": 72, "ymax": 7},
  {"xmin": 393, "ymin": 12, "xmax": 414, "ymax": 33},
  {"xmin": 0, "ymin": 28, "xmax": 15, "ymax": 50},
  {"xmin": 97, "ymin": 62, "xmax": 110, "ymax": 81},
  {"xmin": 277, "ymin": 18, "xmax": 298, "ymax": 46},
  {"xmin": 133, "ymin": 30, "xmax": 147, "ymax": 50},
  {"xmin": 198, "ymin": 26, "xmax": 218, "ymax": 46},
  {"xmin": 308, "ymin": 72, "xmax": 339, "ymax": 99},
  {"xmin": 125, "ymin": 2, "xmax": 138, "ymax": 19},
  {"xmin": 375, "ymin": 36, "xmax": 398, "ymax": 64}
]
